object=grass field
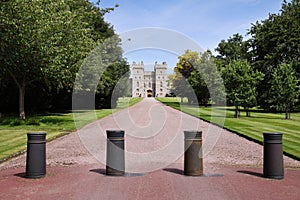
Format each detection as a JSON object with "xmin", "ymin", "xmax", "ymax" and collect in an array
[
  {"xmin": 0, "ymin": 97, "xmax": 142, "ymax": 162},
  {"xmin": 157, "ymin": 97, "xmax": 300, "ymax": 160}
]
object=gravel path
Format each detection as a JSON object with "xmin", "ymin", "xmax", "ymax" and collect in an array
[{"xmin": 1, "ymin": 98, "xmax": 299, "ymax": 171}]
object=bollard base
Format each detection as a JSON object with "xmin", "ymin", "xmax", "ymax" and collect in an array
[
  {"xmin": 184, "ymin": 173, "xmax": 203, "ymax": 176},
  {"xmin": 25, "ymin": 173, "xmax": 46, "ymax": 179},
  {"xmin": 106, "ymin": 168, "xmax": 125, "ymax": 176},
  {"xmin": 263, "ymin": 174, "xmax": 284, "ymax": 180}
]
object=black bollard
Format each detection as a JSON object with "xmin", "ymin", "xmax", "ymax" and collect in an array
[
  {"xmin": 263, "ymin": 132, "xmax": 284, "ymax": 179},
  {"xmin": 184, "ymin": 131, "xmax": 203, "ymax": 176},
  {"xmin": 106, "ymin": 130, "xmax": 125, "ymax": 176},
  {"xmin": 26, "ymin": 132, "xmax": 46, "ymax": 178}
]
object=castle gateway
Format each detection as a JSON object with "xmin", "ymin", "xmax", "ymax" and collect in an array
[{"xmin": 131, "ymin": 61, "xmax": 168, "ymax": 97}]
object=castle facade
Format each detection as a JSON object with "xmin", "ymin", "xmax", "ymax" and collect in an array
[{"xmin": 131, "ymin": 61, "xmax": 168, "ymax": 97}]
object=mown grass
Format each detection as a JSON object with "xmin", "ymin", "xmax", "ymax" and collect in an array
[
  {"xmin": 0, "ymin": 97, "xmax": 142, "ymax": 162},
  {"xmin": 157, "ymin": 97, "xmax": 300, "ymax": 160}
]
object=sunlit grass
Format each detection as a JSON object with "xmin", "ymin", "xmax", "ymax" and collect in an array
[
  {"xmin": 157, "ymin": 97, "xmax": 300, "ymax": 160},
  {"xmin": 0, "ymin": 97, "xmax": 142, "ymax": 161}
]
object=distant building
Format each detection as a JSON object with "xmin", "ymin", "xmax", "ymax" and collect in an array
[{"xmin": 131, "ymin": 61, "xmax": 168, "ymax": 97}]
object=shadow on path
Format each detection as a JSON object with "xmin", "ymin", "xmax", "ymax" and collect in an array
[
  {"xmin": 89, "ymin": 168, "xmax": 106, "ymax": 175},
  {"xmin": 163, "ymin": 168, "xmax": 184, "ymax": 175},
  {"xmin": 237, "ymin": 170, "xmax": 263, "ymax": 178},
  {"xmin": 14, "ymin": 172, "xmax": 26, "ymax": 179}
]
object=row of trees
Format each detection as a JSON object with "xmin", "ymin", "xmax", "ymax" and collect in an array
[
  {"xmin": 0, "ymin": 0, "xmax": 129, "ymax": 119},
  {"xmin": 171, "ymin": 0, "xmax": 299, "ymax": 119}
]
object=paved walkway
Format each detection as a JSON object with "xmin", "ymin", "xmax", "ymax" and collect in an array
[{"xmin": 0, "ymin": 98, "xmax": 299, "ymax": 199}]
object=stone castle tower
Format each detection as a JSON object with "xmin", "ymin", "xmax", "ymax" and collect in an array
[{"xmin": 131, "ymin": 61, "xmax": 168, "ymax": 97}]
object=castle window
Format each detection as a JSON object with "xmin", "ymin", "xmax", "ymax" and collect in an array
[
  {"xmin": 160, "ymin": 81, "xmax": 163, "ymax": 87},
  {"xmin": 160, "ymin": 88, "xmax": 163, "ymax": 92},
  {"xmin": 136, "ymin": 88, "xmax": 139, "ymax": 92},
  {"xmin": 149, "ymin": 82, "xmax": 151, "ymax": 87},
  {"xmin": 137, "ymin": 81, "xmax": 139, "ymax": 87}
]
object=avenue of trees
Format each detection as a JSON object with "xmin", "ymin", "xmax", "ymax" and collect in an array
[
  {"xmin": 0, "ymin": 0, "xmax": 129, "ymax": 119},
  {"xmin": 171, "ymin": 0, "xmax": 299, "ymax": 119}
]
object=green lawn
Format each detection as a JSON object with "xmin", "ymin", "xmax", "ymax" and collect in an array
[
  {"xmin": 157, "ymin": 97, "xmax": 300, "ymax": 160},
  {"xmin": 0, "ymin": 97, "xmax": 142, "ymax": 162}
]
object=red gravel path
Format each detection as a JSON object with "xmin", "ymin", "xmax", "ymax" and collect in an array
[{"xmin": 0, "ymin": 98, "xmax": 299, "ymax": 199}]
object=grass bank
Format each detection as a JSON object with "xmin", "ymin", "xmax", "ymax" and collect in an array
[
  {"xmin": 0, "ymin": 97, "xmax": 142, "ymax": 162},
  {"xmin": 157, "ymin": 97, "xmax": 300, "ymax": 160}
]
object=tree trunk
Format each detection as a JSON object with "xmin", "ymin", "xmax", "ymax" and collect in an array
[
  {"xmin": 19, "ymin": 85, "xmax": 26, "ymax": 120},
  {"xmin": 246, "ymin": 109, "xmax": 250, "ymax": 117},
  {"xmin": 7, "ymin": 70, "xmax": 26, "ymax": 120},
  {"xmin": 285, "ymin": 109, "xmax": 290, "ymax": 120},
  {"xmin": 234, "ymin": 105, "xmax": 240, "ymax": 118}
]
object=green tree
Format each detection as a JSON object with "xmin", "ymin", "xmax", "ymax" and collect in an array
[
  {"xmin": 173, "ymin": 50, "xmax": 200, "ymax": 103},
  {"xmin": 222, "ymin": 60, "xmax": 264, "ymax": 118},
  {"xmin": 215, "ymin": 33, "xmax": 250, "ymax": 69},
  {"xmin": 0, "ymin": 0, "xmax": 116, "ymax": 118},
  {"xmin": 196, "ymin": 51, "xmax": 225, "ymax": 105},
  {"xmin": 248, "ymin": 0, "xmax": 300, "ymax": 108},
  {"xmin": 268, "ymin": 63, "xmax": 299, "ymax": 119},
  {"xmin": 172, "ymin": 50, "xmax": 225, "ymax": 105}
]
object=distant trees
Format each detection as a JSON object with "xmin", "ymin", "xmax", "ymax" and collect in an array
[
  {"xmin": 171, "ymin": 50, "xmax": 225, "ymax": 106},
  {"xmin": 221, "ymin": 60, "xmax": 263, "ymax": 118},
  {"xmin": 212, "ymin": 0, "xmax": 300, "ymax": 119},
  {"xmin": 173, "ymin": 50, "xmax": 201, "ymax": 104},
  {"xmin": 0, "ymin": 0, "xmax": 127, "ymax": 118},
  {"xmin": 248, "ymin": 0, "xmax": 300, "ymax": 110},
  {"xmin": 268, "ymin": 63, "xmax": 299, "ymax": 119},
  {"xmin": 171, "ymin": 0, "xmax": 299, "ymax": 119}
]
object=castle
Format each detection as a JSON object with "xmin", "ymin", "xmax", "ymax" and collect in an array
[{"xmin": 131, "ymin": 61, "xmax": 168, "ymax": 97}]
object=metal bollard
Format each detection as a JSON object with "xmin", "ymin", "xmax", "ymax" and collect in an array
[
  {"xmin": 263, "ymin": 132, "xmax": 284, "ymax": 179},
  {"xmin": 184, "ymin": 131, "xmax": 203, "ymax": 176},
  {"xmin": 106, "ymin": 130, "xmax": 125, "ymax": 176},
  {"xmin": 26, "ymin": 132, "xmax": 46, "ymax": 178}
]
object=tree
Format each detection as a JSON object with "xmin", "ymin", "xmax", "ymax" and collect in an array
[
  {"xmin": 222, "ymin": 60, "xmax": 264, "ymax": 118},
  {"xmin": 0, "ymin": 0, "xmax": 116, "ymax": 118},
  {"xmin": 173, "ymin": 50, "xmax": 200, "ymax": 103},
  {"xmin": 215, "ymin": 33, "xmax": 250, "ymax": 69},
  {"xmin": 268, "ymin": 63, "xmax": 299, "ymax": 119},
  {"xmin": 248, "ymin": 0, "xmax": 300, "ymax": 109},
  {"xmin": 96, "ymin": 59, "xmax": 130, "ymax": 109},
  {"xmin": 172, "ymin": 50, "xmax": 225, "ymax": 105},
  {"xmin": 196, "ymin": 51, "xmax": 225, "ymax": 106}
]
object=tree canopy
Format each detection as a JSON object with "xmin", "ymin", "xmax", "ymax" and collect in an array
[
  {"xmin": 268, "ymin": 63, "xmax": 299, "ymax": 119},
  {"xmin": 0, "ymin": 0, "xmax": 128, "ymax": 118}
]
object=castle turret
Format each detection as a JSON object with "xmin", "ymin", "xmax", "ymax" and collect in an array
[
  {"xmin": 132, "ymin": 61, "xmax": 145, "ymax": 97},
  {"xmin": 154, "ymin": 62, "xmax": 168, "ymax": 97}
]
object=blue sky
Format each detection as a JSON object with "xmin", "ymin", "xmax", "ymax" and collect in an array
[{"xmin": 91, "ymin": 0, "xmax": 284, "ymax": 72}]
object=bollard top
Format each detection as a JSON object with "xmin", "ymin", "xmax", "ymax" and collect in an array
[
  {"xmin": 263, "ymin": 132, "xmax": 282, "ymax": 136},
  {"xmin": 184, "ymin": 131, "xmax": 202, "ymax": 139},
  {"xmin": 27, "ymin": 132, "xmax": 46, "ymax": 142},
  {"xmin": 27, "ymin": 132, "xmax": 47, "ymax": 136},
  {"xmin": 263, "ymin": 132, "xmax": 283, "ymax": 142},
  {"xmin": 106, "ymin": 130, "xmax": 125, "ymax": 139}
]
